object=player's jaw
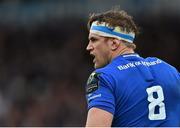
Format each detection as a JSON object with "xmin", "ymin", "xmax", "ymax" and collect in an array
[{"xmin": 92, "ymin": 53, "xmax": 109, "ymax": 69}]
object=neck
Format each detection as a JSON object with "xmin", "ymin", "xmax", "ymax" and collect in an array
[
  {"xmin": 118, "ymin": 47, "xmax": 134, "ymax": 55},
  {"xmin": 110, "ymin": 47, "xmax": 134, "ymax": 61}
]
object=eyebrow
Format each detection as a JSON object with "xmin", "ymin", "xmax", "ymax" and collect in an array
[{"xmin": 89, "ymin": 36, "xmax": 97, "ymax": 41}]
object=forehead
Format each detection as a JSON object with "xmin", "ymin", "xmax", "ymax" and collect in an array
[{"xmin": 88, "ymin": 33, "xmax": 103, "ymax": 39}]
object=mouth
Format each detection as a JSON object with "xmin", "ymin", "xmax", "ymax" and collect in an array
[
  {"xmin": 93, "ymin": 58, "xmax": 96, "ymax": 63},
  {"xmin": 90, "ymin": 53, "xmax": 96, "ymax": 63}
]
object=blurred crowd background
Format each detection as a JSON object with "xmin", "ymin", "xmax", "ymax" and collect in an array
[{"xmin": 0, "ymin": 0, "xmax": 179, "ymax": 126}]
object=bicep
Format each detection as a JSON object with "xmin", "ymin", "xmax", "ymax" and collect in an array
[{"xmin": 86, "ymin": 107, "xmax": 113, "ymax": 127}]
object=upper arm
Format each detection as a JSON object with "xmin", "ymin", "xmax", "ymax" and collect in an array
[
  {"xmin": 85, "ymin": 71, "xmax": 115, "ymax": 126},
  {"xmin": 86, "ymin": 107, "xmax": 113, "ymax": 127}
]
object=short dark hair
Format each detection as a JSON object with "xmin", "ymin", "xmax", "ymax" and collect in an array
[{"xmin": 88, "ymin": 8, "xmax": 139, "ymax": 49}]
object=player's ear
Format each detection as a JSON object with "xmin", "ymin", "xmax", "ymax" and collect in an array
[{"xmin": 111, "ymin": 38, "xmax": 120, "ymax": 51}]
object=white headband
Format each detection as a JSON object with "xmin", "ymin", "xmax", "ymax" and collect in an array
[{"xmin": 90, "ymin": 21, "xmax": 135, "ymax": 43}]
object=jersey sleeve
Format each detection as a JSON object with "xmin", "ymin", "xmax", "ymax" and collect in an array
[{"xmin": 86, "ymin": 71, "xmax": 115, "ymax": 115}]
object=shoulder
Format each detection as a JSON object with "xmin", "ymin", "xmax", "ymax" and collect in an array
[
  {"xmin": 145, "ymin": 57, "xmax": 169, "ymax": 66},
  {"xmin": 87, "ymin": 67, "xmax": 114, "ymax": 85},
  {"xmin": 146, "ymin": 57, "xmax": 173, "ymax": 66},
  {"xmin": 95, "ymin": 65, "xmax": 117, "ymax": 83},
  {"xmin": 90, "ymin": 64, "xmax": 115, "ymax": 79},
  {"xmin": 86, "ymin": 68, "xmax": 115, "ymax": 94},
  {"xmin": 146, "ymin": 57, "xmax": 179, "ymax": 73}
]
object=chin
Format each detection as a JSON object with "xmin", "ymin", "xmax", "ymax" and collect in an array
[
  {"xmin": 94, "ymin": 64, "xmax": 99, "ymax": 69},
  {"xmin": 95, "ymin": 61, "xmax": 109, "ymax": 69},
  {"xmin": 93, "ymin": 62, "xmax": 97, "ymax": 68},
  {"xmin": 94, "ymin": 63, "xmax": 103, "ymax": 69}
]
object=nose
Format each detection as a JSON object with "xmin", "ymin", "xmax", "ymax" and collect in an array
[{"xmin": 86, "ymin": 42, "xmax": 93, "ymax": 51}]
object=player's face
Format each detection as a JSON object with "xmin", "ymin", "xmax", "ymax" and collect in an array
[{"xmin": 87, "ymin": 33, "xmax": 112, "ymax": 69}]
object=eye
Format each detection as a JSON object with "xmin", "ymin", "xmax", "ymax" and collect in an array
[{"xmin": 89, "ymin": 37, "xmax": 98, "ymax": 42}]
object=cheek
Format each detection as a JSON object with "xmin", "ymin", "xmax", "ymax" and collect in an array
[
  {"xmin": 97, "ymin": 48, "xmax": 110, "ymax": 63},
  {"xmin": 95, "ymin": 41, "xmax": 111, "ymax": 60}
]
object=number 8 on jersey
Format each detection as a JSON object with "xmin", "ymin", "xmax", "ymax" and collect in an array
[{"xmin": 146, "ymin": 85, "xmax": 166, "ymax": 120}]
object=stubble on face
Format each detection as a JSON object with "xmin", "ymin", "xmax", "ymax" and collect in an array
[{"xmin": 93, "ymin": 39, "xmax": 111, "ymax": 69}]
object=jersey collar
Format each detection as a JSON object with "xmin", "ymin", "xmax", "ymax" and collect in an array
[
  {"xmin": 111, "ymin": 53, "xmax": 141, "ymax": 63},
  {"xmin": 122, "ymin": 53, "xmax": 140, "ymax": 58}
]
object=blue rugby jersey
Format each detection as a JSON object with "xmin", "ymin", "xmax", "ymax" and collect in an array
[{"xmin": 86, "ymin": 53, "xmax": 180, "ymax": 127}]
